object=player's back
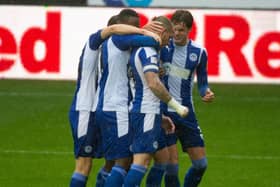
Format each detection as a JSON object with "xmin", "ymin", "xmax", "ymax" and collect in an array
[
  {"xmin": 93, "ymin": 35, "xmax": 131, "ymax": 112},
  {"xmin": 70, "ymin": 30, "xmax": 104, "ymax": 112},
  {"xmin": 129, "ymin": 46, "xmax": 161, "ymax": 114}
]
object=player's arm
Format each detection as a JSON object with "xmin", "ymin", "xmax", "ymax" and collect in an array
[
  {"xmin": 88, "ymin": 24, "xmax": 159, "ymax": 51},
  {"xmin": 145, "ymin": 71, "xmax": 171, "ymax": 103},
  {"xmin": 87, "ymin": 23, "xmax": 162, "ymax": 51},
  {"xmin": 145, "ymin": 71, "xmax": 188, "ymax": 117},
  {"xmin": 100, "ymin": 24, "xmax": 161, "ymax": 44},
  {"xmin": 112, "ymin": 34, "xmax": 160, "ymax": 51},
  {"xmin": 196, "ymin": 49, "xmax": 214, "ymax": 102},
  {"xmin": 140, "ymin": 49, "xmax": 188, "ymax": 117}
]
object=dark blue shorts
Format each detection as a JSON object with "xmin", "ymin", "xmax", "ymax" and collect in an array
[
  {"xmin": 94, "ymin": 110, "xmax": 132, "ymax": 160},
  {"xmin": 164, "ymin": 111, "xmax": 205, "ymax": 151},
  {"xmin": 69, "ymin": 110, "xmax": 103, "ymax": 158},
  {"xmin": 130, "ymin": 113, "xmax": 164, "ymax": 154}
]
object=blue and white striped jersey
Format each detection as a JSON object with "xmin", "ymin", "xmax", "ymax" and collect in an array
[
  {"xmin": 70, "ymin": 30, "xmax": 104, "ymax": 112},
  {"xmin": 129, "ymin": 46, "xmax": 161, "ymax": 114},
  {"xmin": 160, "ymin": 39, "xmax": 209, "ymax": 112},
  {"xmin": 93, "ymin": 34, "xmax": 159, "ymax": 112}
]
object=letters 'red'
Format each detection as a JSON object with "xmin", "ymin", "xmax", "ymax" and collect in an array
[{"xmin": 0, "ymin": 12, "xmax": 61, "ymax": 73}]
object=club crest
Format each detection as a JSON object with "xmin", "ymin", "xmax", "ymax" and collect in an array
[{"xmin": 189, "ymin": 53, "xmax": 198, "ymax": 62}]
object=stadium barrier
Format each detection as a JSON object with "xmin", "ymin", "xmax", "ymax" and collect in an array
[{"xmin": 0, "ymin": 6, "xmax": 279, "ymax": 83}]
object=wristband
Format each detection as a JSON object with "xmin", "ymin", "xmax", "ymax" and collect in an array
[{"xmin": 167, "ymin": 98, "xmax": 188, "ymax": 117}]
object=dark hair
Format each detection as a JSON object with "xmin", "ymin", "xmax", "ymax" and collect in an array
[
  {"xmin": 107, "ymin": 15, "xmax": 119, "ymax": 26},
  {"xmin": 118, "ymin": 8, "xmax": 139, "ymax": 26},
  {"xmin": 171, "ymin": 10, "xmax": 193, "ymax": 29}
]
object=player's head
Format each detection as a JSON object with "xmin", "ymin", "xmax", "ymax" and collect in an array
[
  {"xmin": 118, "ymin": 8, "xmax": 140, "ymax": 27},
  {"xmin": 171, "ymin": 10, "xmax": 193, "ymax": 29},
  {"xmin": 171, "ymin": 10, "xmax": 193, "ymax": 45},
  {"xmin": 152, "ymin": 16, "xmax": 173, "ymax": 46},
  {"xmin": 107, "ymin": 15, "xmax": 119, "ymax": 26}
]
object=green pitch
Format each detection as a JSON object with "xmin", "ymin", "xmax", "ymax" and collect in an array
[{"xmin": 0, "ymin": 79, "xmax": 279, "ymax": 187}]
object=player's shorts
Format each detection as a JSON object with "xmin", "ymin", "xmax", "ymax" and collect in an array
[
  {"xmin": 94, "ymin": 110, "xmax": 132, "ymax": 160},
  {"xmin": 68, "ymin": 110, "xmax": 103, "ymax": 158},
  {"xmin": 165, "ymin": 133, "xmax": 177, "ymax": 147},
  {"xmin": 157, "ymin": 126, "xmax": 168, "ymax": 151},
  {"xmin": 130, "ymin": 113, "xmax": 164, "ymax": 154},
  {"xmin": 165, "ymin": 110, "xmax": 205, "ymax": 151}
]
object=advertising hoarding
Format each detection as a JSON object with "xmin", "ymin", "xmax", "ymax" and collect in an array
[{"xmin": 0, "ymin": 6, "xmax": 279, "ymax": 83}]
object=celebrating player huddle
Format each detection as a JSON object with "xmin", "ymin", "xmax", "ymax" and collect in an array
[{"xmin": 68, "ymin": 8, "xmax": 214, "ymax": 187}]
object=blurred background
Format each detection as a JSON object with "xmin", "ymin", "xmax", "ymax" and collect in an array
[{"xmin": 0, "ymin": 1, "xmax": 279, "ymax": 187}]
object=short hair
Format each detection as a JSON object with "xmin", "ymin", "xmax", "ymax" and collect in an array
[
  {"xmin": 152, "ymin": 16, "xmax": 173, "ymax": 34},
  {"xmin": 107, "ymin": 15, "xmax": 119, "ymax": 26},
  {"xmin": 118, "ymin": 8, "xmax": 139, "ymax": 24},
  {"xmin": 171, "ymin": 10, "xmax": 193, "ymax": 29}
]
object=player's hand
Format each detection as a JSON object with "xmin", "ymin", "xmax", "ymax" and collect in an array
[
  {"xmin": 202, "ymin": 88, "xmax": 214, "ymax": 103},
  {"xmin": 167, "ymin": 98, "xmax": 189, "ymax": 118},
  {"xmin": 161, "ymin": 115, "xmax": 175, "ymax": 134},
  {"xmin": 177, "ymin": 106, "xmax": 189, "ymax": 118},
  {"xmin": 142, "ymin": 29, "xmax": 162, "ymax": 45},
  {"xmin": 142, "ymin": 21, "xmax": 164, "ymax": 34},
  {"xmin": 158, "ymin": 66, "xmax": 166, "ymax": 78}
]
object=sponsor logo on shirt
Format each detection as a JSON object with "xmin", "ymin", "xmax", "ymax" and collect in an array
[{"xmin": 163, "ymin": 63, "xmax": 190, "ymax": 79}]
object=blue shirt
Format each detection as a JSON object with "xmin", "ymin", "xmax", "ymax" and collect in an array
[
  {"xmin": 93, "ymin": 34, "xmax": 159, "ymax": 112},
  {"xmin": 129, "ymin": 46, "xmax": 161, "ymax": 114},
  {"xmin": 70, "ymin": 30, "xmax": 104, "ymax": 111},
  {"xmin": 160, "ymin": 39, "xmax": 209, "ymax": 112}
]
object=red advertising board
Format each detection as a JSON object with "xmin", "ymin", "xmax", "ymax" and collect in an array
[{"xmin": 0, "ymin": 6, "xmax": 279, "ymax": 83}]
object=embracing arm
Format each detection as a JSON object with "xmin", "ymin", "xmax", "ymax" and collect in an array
[{"xmin": 100, "ymin": 24, "xmax": 161, "ymax": 43}]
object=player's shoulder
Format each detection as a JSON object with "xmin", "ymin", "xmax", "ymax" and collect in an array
[
  {"xmin": 161, "ymin": 39, "xmax": 175, "ymax": 53},
  {"xmin": 143, "ymin": 46, "xmax": 157, "ymax": 52},
  {"xmin": 88, "ymin": 29, "xmax": 104, "ymax": 50},
  {"xmin": 138, "ymin": 46, "xmax": 157, "ymax": 56},
  {"xmin": 189, "ymin": 40, "xmax": 206, "ymax": 52}
]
